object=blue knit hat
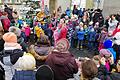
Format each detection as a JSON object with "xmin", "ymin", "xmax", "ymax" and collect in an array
[{"xmin": 104, "ymin": 40, "xmax": 112, "ymax": 48}]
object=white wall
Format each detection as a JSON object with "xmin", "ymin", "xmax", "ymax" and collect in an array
[{"xmin": 56, "ymin": 0, "xmax": 71, "ymax": 12}]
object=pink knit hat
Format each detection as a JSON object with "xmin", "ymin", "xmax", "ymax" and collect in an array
[
  {"xmin": 3, "ymin": 32, "xmax": 17, "ymax": 43},
  {"xmin": 55, "ymin": 38, "xmax": 70, "ymax": 52},
  {"xmin": 99, "ymin": 49, "xmax": 112, "ymax": 57}
]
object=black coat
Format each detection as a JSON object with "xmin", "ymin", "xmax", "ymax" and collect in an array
[
  {"xmin": 0, "ymin": 49, "xmax": 23, "ymax": 65},
  {"xmin": 0, "ymin": 39, "xmax": 4, "ymax": 52},
  {"xmin": 72, "ymin": 9, "xmax": 79, "ymax": 15}
]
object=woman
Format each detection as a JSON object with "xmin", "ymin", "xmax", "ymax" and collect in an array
[
  {"xmin": 46, "ymin": 38, "xmax": 78, "ymax": 80},
  {"xmin": 81, "ymin": 60, "xmax": 100, "ymax": 80},
  {"xmin": 29, "ymin": 35, "xmax": 52, "ymax": 67}
]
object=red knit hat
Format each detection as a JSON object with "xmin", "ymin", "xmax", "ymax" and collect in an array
[{"xmin": 3, "ymin": 32, "xmax": 17, "ymax": 43}]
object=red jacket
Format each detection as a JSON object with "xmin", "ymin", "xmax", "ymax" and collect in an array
[
  {"xmin": 1, "ymin": 18, "xmax": 10, "ymax": 31},
  {"xmin": 60, "ymin": 26, "xmax": 68, "ymax": 39},
  {"xmin": 46, "ymin": 51, "xmax": 78, "ymax": 80}
]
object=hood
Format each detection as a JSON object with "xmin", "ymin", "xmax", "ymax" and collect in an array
[
  {"xmin": 2, "ymin": 49, "xmax": 23, "ymax": 65},
  {"xmin": 51, "ymin": 51, "xmax": 73, "ymax": 66},
  {"xmin": 34, "ymin": 46, "xmax": 49, "ymax": 55}
]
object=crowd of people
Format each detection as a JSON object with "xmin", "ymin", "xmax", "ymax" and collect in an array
[{"xmin": 0, "ymin": 4, "xmax": 120, "ymax": 80}]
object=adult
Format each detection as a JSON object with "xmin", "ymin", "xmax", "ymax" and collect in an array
[
  {"xmin": 59, "ymin": 19, "xmax": 68, "ymax": 39},
  {"xmin": 57, "ymin": 6, "xmax": 62, "ymax": 18},
  {"xmin": 93, "ymin": 9, "xmax": 104, "ymax": 27},
  {"xmin": 46, "ymin": 38, "xmax": 78, "ymax": 80},
  {"xmin": 4, "ymin": 4, "xmax": 15, "ymax": 23},
  {"xmin": 12, "ymin": 9, "xmax": 19, "ymax": 23},
  {"xmin": 112, "ymin": 22, "xmax": 120, "ymax": 61},
  {"xmin": 29, "ymin": 35, "xmax": 52, "ymax": 67},
  {"xmin": 1, "ymin": 12, "xmax": 10, "ymax": 32},
  {"xmin": 72, "ymin": 5, "xmax": 79, "ymax": 15},
  {"xmin": 108, "ymin": 14, "xmax": 118, "ymax": 32}
]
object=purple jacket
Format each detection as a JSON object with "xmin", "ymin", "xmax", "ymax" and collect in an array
[{"xmin": 46, "ymin": 51, "xmax": 78, "ymax": 80}]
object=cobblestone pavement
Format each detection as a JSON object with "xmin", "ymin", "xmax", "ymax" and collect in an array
[{"xmin": 69, "ymin": 48, "xmax": 99, "ymax": 59}]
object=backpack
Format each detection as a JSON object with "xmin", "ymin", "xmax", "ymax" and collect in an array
[{"xmin": 12, "ymin": 70, "xmax": 36, "ymax": 80}]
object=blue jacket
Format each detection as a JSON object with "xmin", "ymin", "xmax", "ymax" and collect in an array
[
  {"xmin": 107, "ymin": 48, "xmax": 116, "ymax": 62},
  {"xmin": 66, "ymin": 9, "xmax": 71, "ymax": 17},
  {"xmin": 88, "ymin": 31, "xmax": 96, "ymax": 41},
  {"xmin": 12, "ymin": 70, "xmax": 36, "ymax": 80},
  {"xmin": 77, "ymin": 31, "xmax": 85, "ymax": 40}
]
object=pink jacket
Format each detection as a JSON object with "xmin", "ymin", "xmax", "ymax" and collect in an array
[{"xmin": 25, "ymin": 27, "xmax": 30, "ymax": 37}]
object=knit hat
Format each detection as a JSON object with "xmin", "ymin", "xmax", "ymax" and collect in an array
[
  {"xmin": 55, "ymin": 38, "xmax": 70, "ymax": 52},
  {"xmin": 103, "ymin": 40, "xmax": 112, "ymax": 48},
  {"xmin": 99, "ymin": 49, "xmax": 112, "ymax": 57},
  {"xmin": 9, "ymin": 26, "xmax": 21, "ymax": 37},
  {"xmin": 37, "ymin": 35, "xmax": 50, "ymax": 46},
  {"xmin": 3, "ymin": 32, "xmax": 17, "ymax": 43}
]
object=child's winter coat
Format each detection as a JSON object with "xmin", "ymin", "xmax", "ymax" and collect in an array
[
  {"xmin": 25, "ymin": 26, "xmax": 31, "ymax": 37},
  {"xmin": 77, "ymin": 31, "xmax": 85, "ymax": 40},
  {"xmin": 88, "ymin": 31, "xmax": 96, "ymax": 42}
]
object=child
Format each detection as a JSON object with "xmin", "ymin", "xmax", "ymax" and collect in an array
[
  {"xmin": 77, "ymin": 26, "xmax": 85, "ymax": 50},
  {"xmin": 99, "ymin": 49, "xmax": 114, "ymax": 72},
  {"xmin": 24, "ymin": 24, "xmax": 31, "ymax": 43},
  {"xmin": 92, "ymin": 55, "xmax": 112, "ymax": 80},
  {"xmin": 98, "ymin": 28, "xmax": 108, "ymax": 51},
  {"xmin": 105, "ymin": 31, "xmax": 113, "ymax": 41},
  {"xmin": 87, "ymin": 21, "xmax": 96, "ymax": 50},
  {"xmin": 104, "ymin": 40, "xmax": 116, "ymax": 63}
]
